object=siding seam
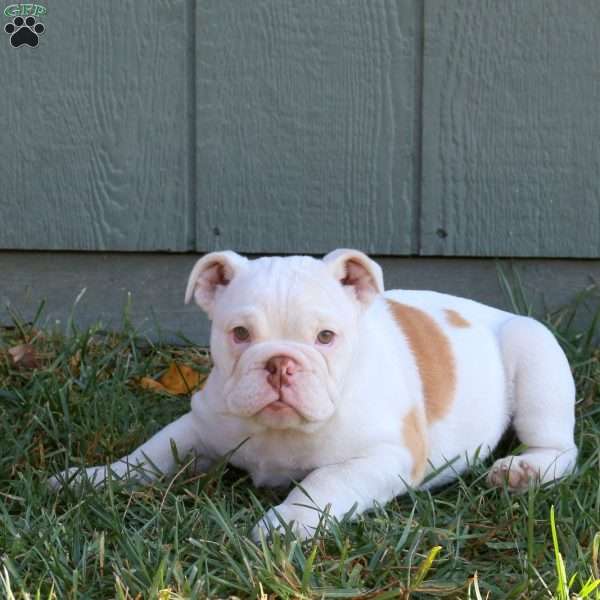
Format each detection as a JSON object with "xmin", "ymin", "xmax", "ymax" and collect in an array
[
  {"xmin": 412, "ymin": 0, "xmax": 425, "ymax": 256},
  {"xmin": 186, "ymin": 0, "xmax": 197, "ymax": 252}
]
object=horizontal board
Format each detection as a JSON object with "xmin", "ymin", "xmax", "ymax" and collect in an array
[
  {"xmin": 0, "ymin": 0, "xmax": 192, "ymax": 251},
  {"xmin": 196, "ymin": 0, "xmax": 420, "ymax": 254},
  {"xmin": 0, "ymin": 252, "xmax": 210, "ymax": 343},
  {"xmin": 421, "ymin": 0, "xmax": 600, "ymax": 257},
  {"xmin": 2, "ymin": 252, "xmax": 599, "ymax": 344}
]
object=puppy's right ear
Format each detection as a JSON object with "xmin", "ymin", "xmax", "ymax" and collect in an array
[{"xmin": 185, "ymin": 251, "xmax": 247, "ymax": 315}]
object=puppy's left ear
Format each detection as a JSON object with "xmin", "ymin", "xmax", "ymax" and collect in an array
[
  {"xmin": 323, "ymin": 248, "xmax": 384, "ymax": 305},
  {"xmin": 185, "ymin": 251, "xmax": 248, "ymax": 315}
]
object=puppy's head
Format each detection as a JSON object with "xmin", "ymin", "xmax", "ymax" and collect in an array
[{"xmin": 185, "ymin": 249, "xmax": 383, "ymax": 432}]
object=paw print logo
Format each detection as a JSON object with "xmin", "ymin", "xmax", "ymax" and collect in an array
[{"xmin": 4, "ymin": 16, "xmax": 45, "ymax": 47}]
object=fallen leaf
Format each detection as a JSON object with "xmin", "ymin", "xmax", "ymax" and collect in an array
[
  {"xmin": 140, "ymin": 362, "xmax": 205, "ymax": 396},
  {"xmin": 7, "ymin": 344, "xmax": 40, "ymax": 369},
  {"xmin": 160, "ymin": 363, "xmax": 201, "ymax": 393},
  {"xmin": 140, "ymin": 377, "xmax": 167, "ymax": 393}
]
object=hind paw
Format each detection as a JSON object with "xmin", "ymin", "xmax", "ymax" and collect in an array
[{"xmin": 487, "ymin": 456, "xmax": 539, "ymax": 491}]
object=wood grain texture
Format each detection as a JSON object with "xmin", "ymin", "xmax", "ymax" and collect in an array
[
  {"xmin": 0, "ymin": 0, "xmax": 192, "ymax": 251},
  {"xmin": 196, "ymin": 0, "xmax": 419, "ymax": 254},
  {"xmin": 421, "ymin": 0, "xmax": 600, "ymax": 257}
]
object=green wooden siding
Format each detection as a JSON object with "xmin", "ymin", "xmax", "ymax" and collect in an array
[
  {"xmin": 0, "ymin": 0, "xmax": 598, "ymax": 257},
  {"xmin": 0, "ymin": 1, "xmax": 192, "ymax": 251},
  {"xmin": 195, "ymin": 0, "xmax": 419, "ymax": 254},
  {"xmin": 421, "ymin": 0, "xmax": 600, "ymax": 257}
]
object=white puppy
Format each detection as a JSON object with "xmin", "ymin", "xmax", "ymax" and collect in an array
[{"xmin": 50, "ymin": 249, "xmax": 577, "ymax": 539}]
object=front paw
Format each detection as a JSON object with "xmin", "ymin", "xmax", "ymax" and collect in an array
[
  {"xmin": 47, "ymin": 466, "xmax": 106, "ymax": 491},
  {"xmin": 48, "ymin": 467, "xmax": 79, "ymax": 491},
  {"xmin": 251, "ymin": 503, "xmax": 324, "ymax": 542}
]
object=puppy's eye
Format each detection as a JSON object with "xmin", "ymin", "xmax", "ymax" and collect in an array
[
  {"xmin": 316, "ymin": 330, "xmax": 335, "ymax": 345},
  {"xmin": 232, "ymin": 326, "xmax": 250, "ymax": 343}
]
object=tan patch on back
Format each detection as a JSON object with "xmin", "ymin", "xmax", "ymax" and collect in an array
[
  {"xmin": 403, "ymin": 407, "xmax": 428, "ymax": 483},
  {"xmin": 387, "ymin": 300, "xmax": 456, "ymax": 422},
  {"xmin": 445, "ymin": 309, "xmax": 470, "ymax": 328}
]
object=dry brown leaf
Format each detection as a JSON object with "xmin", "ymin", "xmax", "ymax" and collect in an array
[
  {"xmin": 140, "ymin": 362, "xmax": 205, "ymax": 396},
  {"xmin": 159, "ymin": 363, "xmax": 201, "ymax": 394},
  {"xmin": 8, "ymin": 344, "xmax": 40, "ymax": 369},
  {"xmin": 140, "ymin": 376, "xmax": 167, "ymax": 393}
]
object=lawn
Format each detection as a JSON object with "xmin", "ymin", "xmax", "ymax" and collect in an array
[{"xmin": 1, "ymin": 284, "xmax": 600, "ymax": 599}]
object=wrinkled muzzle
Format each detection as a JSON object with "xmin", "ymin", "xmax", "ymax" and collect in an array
[{"xmin": 222, "ymin": 341, "xmax": 337, "ymax": 428}]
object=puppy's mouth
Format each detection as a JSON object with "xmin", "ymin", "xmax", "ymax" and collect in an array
[{"xmin": 259, "ymin": 398, "xmax": 300, "ymax": 416}]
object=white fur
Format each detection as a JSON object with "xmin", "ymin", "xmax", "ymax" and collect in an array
[{"xmin": 49, "ymin": 250, "xmax": 578, "ymax": 540}]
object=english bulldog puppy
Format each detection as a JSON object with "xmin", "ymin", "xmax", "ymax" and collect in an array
[{"xmin": 50, "ymin": 249, "xmax": 578, "ymax": 540}]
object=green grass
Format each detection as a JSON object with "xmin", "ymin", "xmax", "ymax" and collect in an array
[{"xmin": 1, "ymin": 285, "xmax": 600, "ymax": 599}]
